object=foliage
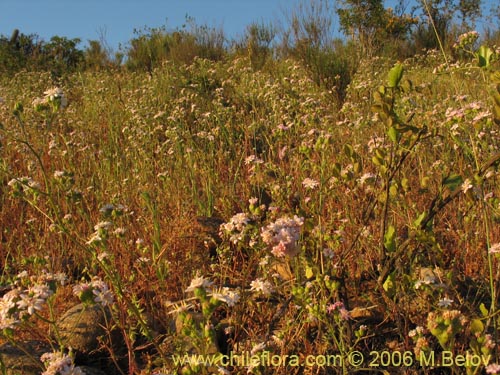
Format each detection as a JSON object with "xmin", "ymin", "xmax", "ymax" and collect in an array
[
  {"xmin": 278, "ymin": 0, "xmax": 357, "ymax": 102},
  {"xmin": 125, "ymin": 18, "xmax": 225, "ymax": 72},
  {"xmin": 233, "ymin": 21, "xmax": 277, "ymax": 71},
  {"xmin": 0, "ymin": 30, "xmax": 84, "ymax": 77},
  {"xmin": 336, "ymin": 0, "xmax": 418, "ymax": 55},
  {"xmin": 84, "ymin": 40, "xmax": 113, "ymax": 69}
]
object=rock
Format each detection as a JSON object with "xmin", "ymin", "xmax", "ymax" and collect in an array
[
  {"xmin": 78, "ymin": 366, "xmax": 109, "ymax": 375},
  {"xmin": 57, "ymin": 303, "xmax": 111, "ymax": 356},
  {"xmin": 350, "ymin": 306, "xmax": 384, "ymax": 324},
  {"xmin": 0, "ymin": 340, "xmax": 50, "ymax": 375}
]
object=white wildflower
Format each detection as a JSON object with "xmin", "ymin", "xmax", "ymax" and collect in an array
[
  {"xmin": 16, "ymin": 293, "xmax": 45, "ymax": 316},
  {"xmin": 489, "ymin": 243, "xmax": 500, "ymax": 254},
  {"xmin": 72, "ymin": 283, "xmax": 91, "ymax": 297},
  {"xmin": 93, "ymin": 288, "xmax": 114, "ymax": 306},
  {"xmin": 438, "ymin": 298, "xmax": 454, "ymax": 308},
  {"xmin": 211, "ymin": 287, "xmax": 240, "ymax": 307},
  {"xmin": 90, "ymin": 277, "xmax": 108, "ymax": 291},
  {"xmin": 302, "ymin": 178, "xmax": 319, "ymax": 189},
  {"xmin": 259, "ymin": 255, "xmax": 270, "ymax": 267},
  {"xmin": 43, "ymin": 87, "xmax": 68, "ymax": 108},
  {"xmin": 358, "ymin": 173, "xmax": 376, "ymax": 185},
  {"xmin": 250, "ymin": 279, "xmax": 274, "ymax": 296},
  {"xmin": 461, "ymin": 179, "xmax": 473, "ymax": 194},
  {"xmin": 94, "ymin": 221, "xmax": 113, "ymax": 231},
  {"xmin": 220, "ymin": 212, "xmax": 251, "ymax": 244},
  {"xmin": 0, "ymin": 315, "xmax": 19, "ymax": 330},
  {"xmin": 323, "ymin": 247, "xmax": 335, "ymax": 259},
  {"xmin": 30, "ymin": 284, "xmax": 53, "ymax": 299},
  {"xmin": 135, "ymin": 257, "xmax": 151, "ymax": 265},
  {"xmin": 250, "ymin": 342, "xmax": 267, "ymax": 355},
  {"xmin": 8, "ymin": 176, "xmax": 41, "ymax": 192},
  {"xmin": 85, "ymin": 233, "xmax": 102, "ymax": 245},
  {"xmin": 16, "ymin": 270, "xmax": 29, "ymax": 280},
  {"xmin": 113, "ymin": 227, "xmax": 126, "ymax": 236},
  {"xmin": 97, "ymin": 251, "xmax": 109, "ymax": 262},
  {"xmin": 185, "ymin": 276, "xmax": 214, "ymax": 292},
  {"xmin": 41, "ymin": 352, "xmax": 81, "ymax": 375},
  {"xmin": 244, "ymin": 155, "xmax": 264, "ymax": 165}
]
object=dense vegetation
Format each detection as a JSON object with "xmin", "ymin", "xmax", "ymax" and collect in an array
[{"xmin": 1, "ymin": 1, "xmax": 500, "ymax": 374}]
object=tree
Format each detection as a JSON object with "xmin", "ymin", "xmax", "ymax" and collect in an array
[
  {"xmin": 42, "ymin": 36, "xmax": 84, "ymax": 72},
  {"xmin": 337, "ymin": 0, "xmax": 385, "ymax": 49},
  {"xmin": 411, "ymin": 0, "xmax": 452, "ymax": 50},
  {"xmin": 84, "ymin": 40, "xmax": 112, "ymax": 69},
  {"xmin": 412, "ymin": 0, "xmax": 482, "ymax": 52},
  {"xmin": 279, "ymin": 0, "xmax": 354, "ymax": 101},
  {"xmin": 457, "ymin": 0, "xmax": 482, "ymax": 28},
  {"xmin": 0, "ymin": 30, "xmax": 42, "ymax": 72},
  {"xmin": 242, "ymin": 21, "xmax": 276, "ymax": 70},
  {"xmin": 337, "ymin": 0, "xmax": 417, "ymax": 55}
]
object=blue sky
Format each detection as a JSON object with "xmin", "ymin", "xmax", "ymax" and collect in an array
[{"xmin": 1, "ymin": 0, "xmax": 498, "ymax": 52}]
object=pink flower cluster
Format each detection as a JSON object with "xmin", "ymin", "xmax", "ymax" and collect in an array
[
  {"xmin": 326, "ymin": 301, "xmax": 350, "ymax": 320},
  {"xmin": 261, "ymin": 216, "xmax": 304, "ymax": 258}
]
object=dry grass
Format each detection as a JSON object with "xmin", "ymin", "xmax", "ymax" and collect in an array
[{"xmin": 0, "ymin": 48, "xmax": 499, "ymax": 374}]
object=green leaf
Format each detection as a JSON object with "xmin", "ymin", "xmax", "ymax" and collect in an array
[
  {"xmin": 387, "ymin": 64, "xmax": 404, "ymax": 88},
  {"xmin": 420, "ymin": 176, "xmax": 430, "ymax": 189},
  {"xmin": 371, "ymin": 102, "xmax": 391, "ymax": 116},
  {"xmin": 400, "ymin": 79, "xmax": 413, "ymax": 93},
  {"xmin": 480, "ymin": 303, "xmax": 489, "ymax": 317},
  {"xmin": 470, "ymin": 319, "xmax": 484, "ymax": 334},
  {"xmin": 436, "ymin": 331, "xmax": 450, "ymax": 348},
  {"xmin": 389, "ymin": 184, "xmax": 398, "ymax": 197},
  {"xmin": 492, "ymin": 72, "xmax": 500, "ymax": 83},
  {"xmin": 387, "ymin": 126, "xmax": 399, "ymax": 143},
  {"xmin": 375, "ymin": 148, "xmax": 386, "ymax": 159},
  {"xmin": 414, "ymin": 211, "xmax": 426, "ymax": 227},
  {"xmin": 494, "ymin": 105, "xmax": 500, "ymax": 125},
  {"xmin": 384, "ymin": 225, "xmax": 396, "ymax": 253},
  {"xmin": 383, "ymin": 272, "xmax": 396, "ymax": 298},
  {"xmin": 343, "ymin": 144, "xmax": 353, "ymax": 158},
  {"xmin": 477, "ymin": 45, "xmax": 494, "ymax": 68},
  {"xmin": 493, "ymin": 88, "xmax": 500, "ymax": 125},
  {"xmin": 492, "ymin": 91, "xmax": 500, "ymax": 107},
  {"xmin": 373, "ymin": 90, "xmax": 384, "ymax": 104},
  {"xmin": 385, "ymin": 115, "xmax": 394, "ymax": 128},
  {"xmin": 401, "ymin": 178, "xmax": 409, "ymax": 191},
  {"xmin": 305, "ymin": 266, "xmax": 314, "ymax": 279},
  {"xmin": 372, "ymin": 155, "xmax": 383, "ymax": 166},
  {"xmin": 332, "ymin": 162, "xmax": 341, "ymax": 178},
  {"xmin": 442, "ymin": 174, "xmax": 463, "ymax": 192}
]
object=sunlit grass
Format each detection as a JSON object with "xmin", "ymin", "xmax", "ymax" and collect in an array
[{"xmin": 0, "ymin": 45, "xmax": 499, "ymax": 374}]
